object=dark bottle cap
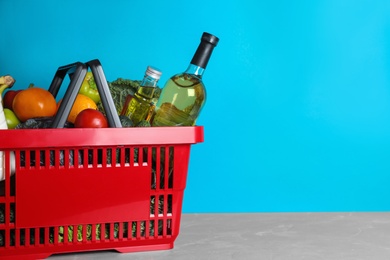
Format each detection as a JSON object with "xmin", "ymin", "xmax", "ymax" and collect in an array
[
  {"xmin": 202, "ymin": 32, "xmax": 219, "ymax": 46},
  {"xmin": 190, "ymin": 32, "xmax": 219, "ymax": 69}
]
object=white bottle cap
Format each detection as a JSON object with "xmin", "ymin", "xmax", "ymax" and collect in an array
[{"xmin": 146, "ymin": 66, "xmax": 162, "ymax": 80}]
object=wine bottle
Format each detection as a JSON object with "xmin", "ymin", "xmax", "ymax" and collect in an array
[
  {"xmin": 152, "ymin": 32, "xmax": 219, "ymax": 126},
  {"xmin": 124, "ymin": 66, "xmax": 162, "ymax": 126}
]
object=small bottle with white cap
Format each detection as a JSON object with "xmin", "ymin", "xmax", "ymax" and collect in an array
[{"xmin": 123, "ymin": 66, "xmax": 162, "ymax": 126}]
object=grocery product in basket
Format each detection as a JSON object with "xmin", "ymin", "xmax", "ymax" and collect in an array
[
  {"xmin": 0, "ymin": 96, "xmax": 7, "ymax": 181},
  {"xmin": 3, "ymin": 89, "xmax": 21, "ymax": 110},
  {"xmin": 3, "ymin": 108, "xmax": 20, "ymax": 129},
  {"xmin": 12, "ymin": 86, "xmax": 57, "ymax": 122},
  {"xmin": 97, "ymin": 78, "xmax": 141, "ymax": 115},
  {"xmin": 123, "ymin": 66, "xmax": 162, "ymax": 125},
  {"xmin": 97, "ymin": 78, "xmax": 162, "ymax": 116},
  {"xmin": 0, "ymin": 75, "xmax": 16, "ymax": 117},
  {"xmin": 15, "ymin": 116, "xmax": 74, "ymax": 129},
  {"xmin": 0, "ymin": 95, "xmax": 8, "ymax": 130},
  {"xmin": 152, "ymin": 32, "xmax": 219, "ymax": 126},
  {"xmin": 74, "ymin": 108, "xmax": 108, "ymax": 128},
  {"xmin": 0, "ymin": 75, "xmax": 15, "ymax": 94},
  {"xmin": 0, "ymin": 75, "xmax": 16, "ymax": 181},
  {"xmin": 57, "ymin": 93, "xmax": 98, "ymax": 124},
  {"xmin": 79, "ymin": 71, "xmax": 101, "ymax": 103},
  {"xmin": 119, "ymin": 114, "xmax": 134, "ymax": 127}
]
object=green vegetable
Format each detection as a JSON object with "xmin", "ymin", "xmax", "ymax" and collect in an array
[
  {"xmin": 97, "ymin": 78, "xmax": 140, "ymax": 115},
  {"xmin": 14, "ymin": 117, "xmax": 74, "ymax": 129},
  {"xmin": 0, "ymin": 207, "xmax": 3, "ymax": 224},
  {"xmin": 137, "ymin": 120, "xmax": 151, "ymax": 127},
  {"xmin": 119, "ymin": 115, "xmax": 134, "ymax": 127},
  {"xmin": 118, "ymin": 117, "xmax": 151, "ymax": 128},
  {"xmin": 79, "ymin": 72, "xmax": 100, "ymax": 103},
  {"xmin": 97, "ymin": 78, "xmax": 161, "ymax": 115},
  {"xmin": 55, "ymin": 220, "xmax": 161, "ymax": 242}
]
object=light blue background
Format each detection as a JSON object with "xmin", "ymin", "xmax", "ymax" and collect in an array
[{"xmin": 1, "ymin": 0, "xmax": 390, "ymax": 213}]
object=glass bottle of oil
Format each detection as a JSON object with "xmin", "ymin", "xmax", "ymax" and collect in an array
[
  {"xmin": 124, "ymin": 66, "xmax": 162, "ymax": 126},
  {"xmin": 152, "ymin": 32, "xmax": 219, "ymax": 127}
]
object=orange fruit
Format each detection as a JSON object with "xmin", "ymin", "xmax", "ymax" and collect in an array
[
  {"xmin": 12, "ymin": 87, "xmax": 57, "ymax": 122},
  {"xmin": 57, "ymin": 94, "xmax": 98, "ymax": 123}
]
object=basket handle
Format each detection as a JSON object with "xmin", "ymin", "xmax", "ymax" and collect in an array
[
  {"xmin": 86, "ymin": 59, "xmax": 122, "ymax": 128},
  {"xmin": 48, "ymin": 59, "xmax": 122, "ymax": 128},
  {"xmin": 49, "ymin": 62, "xmax": 88, "ymax": 128}
]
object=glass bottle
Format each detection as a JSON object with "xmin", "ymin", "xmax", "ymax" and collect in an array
[
  {"xmin": 124, "ymin": 66, "xmax": 162, "ymax": 126},
  {"xmin": 152, "ymin": 32, "xmax": 219, "ymax": 127}
]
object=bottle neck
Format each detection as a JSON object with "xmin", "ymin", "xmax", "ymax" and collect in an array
[
  {"xmin": 184, "ymin": 64, "xmax": 205, "ymax": 78},
  {"xmin": 141, "ymin": 76, "xmax": 159, "ymax": 88},
  {"xmin": 137, "ymin": 75, "xmax": 159, "ymax": 99},
  {"xmin": 190, "ymin": 38, "xmax": 217, "ymax": 71}
]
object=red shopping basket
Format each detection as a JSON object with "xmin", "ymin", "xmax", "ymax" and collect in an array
[
  {"xmin": 0, "ymin": 59, "xmax": 204, "ymax": 259},
  {"xmin": 0, "ymin": 126, "xmax": 203, "ymax": 259}
]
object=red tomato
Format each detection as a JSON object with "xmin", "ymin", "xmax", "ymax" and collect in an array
[{"xmin": 74, "ymin": 109, "xmax": 108, "ymax": 128}]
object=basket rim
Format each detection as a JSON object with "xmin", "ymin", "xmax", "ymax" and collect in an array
[{"xmin": 0, "ymin": 126, "xmax": 204, "ymax": 149}]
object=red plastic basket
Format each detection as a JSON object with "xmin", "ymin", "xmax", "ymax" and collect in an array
[{"xmin": 0, "ymin": 126, "xmax": 203, "ymax": 259}]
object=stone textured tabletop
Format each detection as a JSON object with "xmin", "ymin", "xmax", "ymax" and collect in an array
[{"xmin": 49, "ymin": 212, "xmax": 390, "ymax": 259}]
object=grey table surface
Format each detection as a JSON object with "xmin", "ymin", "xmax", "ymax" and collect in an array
[{"xmin": 48, "ymin": 212, "xmax": 390, "ymax": 260}]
